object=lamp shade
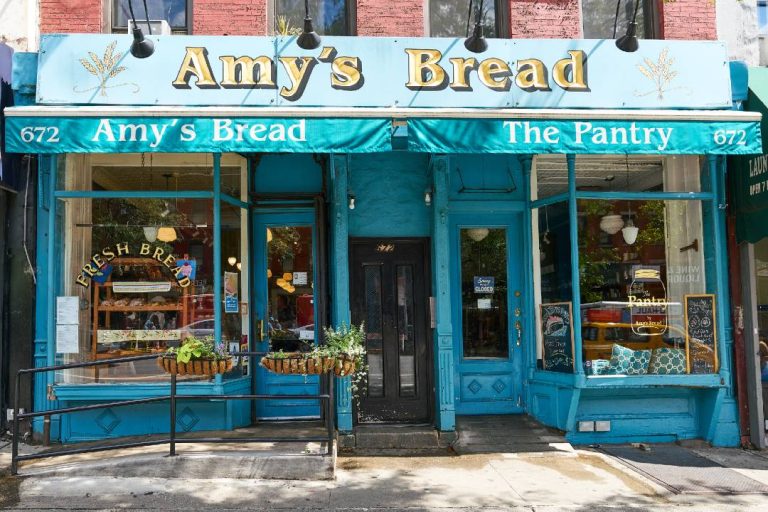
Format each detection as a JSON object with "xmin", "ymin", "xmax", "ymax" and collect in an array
[
  {"xmin": 622, "ymin": 220, "xmax": 639, "ymax": 245},
  {"xmin": 466, "ymin": 228, "xmax": 490, "ymax": 242},
  {"xmin": 599, "ymin": 215, "xmax": 624, "ymax": 235},
  {"xmin": 143, "ymin": 226, "xmax": 158, "ymax": 243},
  {"xmin": 228, "ymin": 256, "xmax": 237, "ymax": 266},
  {"xmin": 157, "ymin": 227, "xmax": 177, "ymax": 242}
]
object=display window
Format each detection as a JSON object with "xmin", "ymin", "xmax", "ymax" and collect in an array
[
  {"xmin": 53, "ymin": 153, "xmax": 249, "ymax": 383},
  {"xmin": 532, "ymin": 155, "xmax": 720, "ymax": 377}
]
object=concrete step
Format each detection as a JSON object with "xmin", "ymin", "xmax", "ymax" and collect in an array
[{"xmin": 340, "ymin": 425, "xmax": 453, "ymax": 454}]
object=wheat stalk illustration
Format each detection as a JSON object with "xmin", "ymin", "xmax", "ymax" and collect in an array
[
  {"xmin": 635, "ymin": 48, "xmax": 680, "ymax": 101},
  {"xmin": 74, "ymin": 41, "xmax": 139, "ymax": 96}
]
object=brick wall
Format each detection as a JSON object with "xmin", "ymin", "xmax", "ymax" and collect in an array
[
  {"xmin": 356, "ymin": 0, "xmax": 424, "ymax": 37},
  {"xmin": 660, "ymin": 0, "xmax": 717, "ymax": 40},
  {"xmin": 41, "ymin": 0, "xmax": 102, "ymax": 33},
  {"xmin": 509, "ymin": 0, "xmax": 580, "ymax": 39},
  {"xmin": 194, "ymin": 0, "xmax": 266, "ymax": 35}
]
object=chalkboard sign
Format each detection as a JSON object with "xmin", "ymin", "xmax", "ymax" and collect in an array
[
  {"xmin": 540, "ymin": 302, "xmax": 575, "ymax": 373},
  {"xmin": 684, "ymin": 294, "xmax": 718, "ymax": 374}
]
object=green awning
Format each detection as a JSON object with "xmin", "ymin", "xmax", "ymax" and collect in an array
[{"xmin": 733, "ymin": 68, "xmax": 768, "ymax": 243}]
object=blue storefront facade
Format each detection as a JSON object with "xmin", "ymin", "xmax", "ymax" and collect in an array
[{"xmin": 4, "ymin": 33, "xmax": 762, "ymax": 446}]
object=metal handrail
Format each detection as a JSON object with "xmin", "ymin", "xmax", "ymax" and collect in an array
[{"xmin": 11, "ymin": 351, "xmax": 335, "ymax": 475}]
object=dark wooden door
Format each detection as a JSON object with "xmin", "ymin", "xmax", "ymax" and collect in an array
[{"xmin": 350, "ymin": 238, "xmax": 431, "ymax": 423}]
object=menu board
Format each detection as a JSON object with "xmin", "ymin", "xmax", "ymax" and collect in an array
[
  {"xmin": 684, "ymin": 294, "xmax": 718, "ymax": 374},
  {"xmin": 540, "ymin": 302, "xmax": 575, "ymax": 373}
]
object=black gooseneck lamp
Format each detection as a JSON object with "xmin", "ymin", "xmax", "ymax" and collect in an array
[
  {"xmin": 128, "ymin": 0, "xmax": 155, "ymax": 58},
  {"xmin": 464, "ymin": 0, "xmax": 488, "ymax": 53},
  {"xmin": 297, "ymin": 0, "xmax": 322, "ymax": 50},
  {"xmin": 616, "ymin": 0, "xmax": 641, "ymax": 53}
]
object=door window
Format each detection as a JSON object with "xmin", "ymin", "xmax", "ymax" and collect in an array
[
  {"xmin": 266, "ymin": 226, "xmax": 314, "ymax": 352},
  {"xmin": 460, "ymin": 228, "xmax": 509, "ymax": 358}
]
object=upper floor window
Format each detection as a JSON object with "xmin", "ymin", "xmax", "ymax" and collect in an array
[
  {"xmin": 273, "ymin": 0, "xmax": 350, "ymax": 36},
  {"xmin": 112, "ymin": 0, "xmax": 191, "ymax": 34},
  {"xmin": 429, "ymin": 0, "xmax": 507, "ymax": 38},
  {"xmin": 759, "ymin": 1, "xmax": 768, "ymax": 35},
  {"xmin": 582, "ymin": 0, "xmax": 657, "ymax": 39}
]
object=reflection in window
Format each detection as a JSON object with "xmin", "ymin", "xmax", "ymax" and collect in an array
[
  {"xmin": 582, "ymin": 0, "xmax": 652, "ymax": 39},
  {"xmin": 397, "ymin": 265, "xmax": 416, "ymax": 397},
  {"xmin": 274, "ymin": 0, "xmax": 349, "ymax": 35},
  {"xmin": 578, "ymin": 199, "xmax": 715, "ymax": 376},
  {"xmin": 364, "ymin": 264, "xmax": 384, "ymax": 398},
  {"xmin": 266, "ymin": 226, "xmax": 315, "ymax": 353},
  {"xmin": 461, "ymin": 228, "xmax": 508, "ymax": 358},
  {"xmin": 113, "ymin": 0, "xmax": 189, "ymax": 33},
  {"xmin": 430, "ymin": 0, "xmax": 499, "ymax": 38}
]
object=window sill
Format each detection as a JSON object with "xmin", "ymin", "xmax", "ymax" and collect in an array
[{"xmin": 583, "ymin": 373, "xmax": 723, "ymax": 389}]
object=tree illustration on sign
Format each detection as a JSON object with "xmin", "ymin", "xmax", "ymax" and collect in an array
[
  {"xmin": 635, "ymin": 48, "xmax": 680, "ymax": 100},
  {"xmin": 75, "ymin": 41, "xmax": 139, "ymax": 96}
]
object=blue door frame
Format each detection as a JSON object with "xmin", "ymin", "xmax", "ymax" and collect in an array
[
  {"xmin": 450, "ymin": 212, "xmax": 525, "ymax": 415},
  {"xmin": 253, "ymin": 209, "xmax": 320, "ymax": 419}
]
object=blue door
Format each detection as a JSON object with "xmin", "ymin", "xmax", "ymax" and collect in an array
[
  {"xmin": 450, "ymin": 214, "xmax": 525, "ymax": 415},
  {"xmin": 254, "ymin": 210, "xmax": 320, "ymax": 419}
]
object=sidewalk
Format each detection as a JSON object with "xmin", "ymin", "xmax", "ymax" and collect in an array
[{"xmin": 2, "ymin": 438, "xmax": 768, "ymax": 511}]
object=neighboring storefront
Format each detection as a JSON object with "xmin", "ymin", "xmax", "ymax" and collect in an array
[
  {"xmin": 4, "ymin": 34, "xmax": 761, "ymax": 445},
  {"xmin": 731, "ymin": 67, "xmax": 768, "ymax": 450}
]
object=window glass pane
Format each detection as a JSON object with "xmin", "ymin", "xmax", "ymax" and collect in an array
[
  {"xmin": 533, "ymin": 155, "xmax": 568, "ymax": 201},
  {"xmin": 221, "ymin": 202, "xmax": 248, "ymax": 377},
  {"xmin": 461, "ymin": 228, "xmax": 508, "ymax": 358},
  {"xmin": 578, "ymin": 199, "xmax": 716, "ymax": 376},
  {"xmin": 275, "ymin": 0, "xmax": 348, "ymax": 36},
  {"xmin": 574, "ymin": 156, "xmax": 708, "ymax": 193},
  {"xmin": 430, "ymin": 0, "xmax": 498, "ymax": 38},
  {"xmin": 55, "ymin": 197, "xmax": 215, "ymax": 384},
  {"xmin": 759, "ymin": 2, "xmax": 768, "ymax": 34},
  {"xmin": 364, "ymin": 264, "xmax": 384, "ymax": 398},
  {"xmin": 582, "ymin": 0, "xmax": 647, "ymax": 39},
  {"xmin": 59, "ymin": 153, "xmax": 214, "ymax": 192},
  {"xmin": 753, "ymin": 238, "xmax": 768, "ymax": 438},
  {"xmin": 396, "ymin": 265, "xmax": 416, "ymax": 397},
  {"xmin": 266, "ymin": 226, "xmax": 315, "ymax": 352},
  {"xmin": 114, "ymin": 0, "xmax": 188, "ymax": 29}
]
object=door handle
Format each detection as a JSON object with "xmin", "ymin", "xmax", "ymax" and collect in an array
[
  {"xmin": 515, "ymin": 320, "xmax": 522, "ymax": 347},
  {"xmin": 257, "ymin": 319, "xmax": 265, "ymax": 341}
]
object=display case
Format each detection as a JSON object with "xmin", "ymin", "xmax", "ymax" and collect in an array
[{"xmin": 91, "ymin": 257, "xmax": 191, "ymax": 364}]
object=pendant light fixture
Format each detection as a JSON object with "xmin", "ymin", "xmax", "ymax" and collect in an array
[
  {"xmin": 467, "ymin": 227, "xmax": 490, "ymax": 242},
  {"xmin": 128, "ymin": 0, "xmax": 155, "ymax": 59},
  {"xmin": 296, "ymin": 0, "xmax": 322, "ymax": 50},
  {"xmin": 599, "ymin": 175, "xmax": 624, "ymax": 235},
  {"xmin": 621, "ymin": 156, "xmax": 639, "ymax": 245},
  {"xmin": 464, "ymin": 0, "xmax": 488, "ymax": 53},
  {"xmin": 616, "ymin": 0, "xmax": 641, "ymax": 53}
]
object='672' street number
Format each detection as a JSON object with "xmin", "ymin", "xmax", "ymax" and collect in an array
[
  {"xmin": 713, "ymin": 129, "xmax": 747, "ymax": 146},
  {"xmin": 19, "ymin": 126, "xmax": 60, "ymax": 143}
]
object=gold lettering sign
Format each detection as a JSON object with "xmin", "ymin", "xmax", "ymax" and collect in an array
[
  {"xmin": 171, "ymin": 46, "xmax": 590, "ymax": 101},
  {"xmin": 74, "ymin": 242, "xmax": 191, "ymax": 289}
]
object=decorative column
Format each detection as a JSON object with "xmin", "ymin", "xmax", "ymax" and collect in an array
[
  {"xmin": 431, "ymin": 156, "xmax": 455, "ymax": 431},
  {"xmin": 329, "ymin": 154, "xmax": 353, "ymax": 432}
]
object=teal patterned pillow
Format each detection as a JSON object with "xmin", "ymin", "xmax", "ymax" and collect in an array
[
  {"xmin": 649, "ymin": 348, "xmax": 687, "ymax": 375},
  {"xmin": 607, "ymin": 344, "xmax": 652, "ymax": 375}
]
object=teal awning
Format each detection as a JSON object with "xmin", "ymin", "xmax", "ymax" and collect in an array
[
  {"xmin": 732, "ymin": 68, "xmax": 768, "ymax": 243},
  {"xmin": 4, "ymin": 106, "xmax": 761, "ymax": 156}
]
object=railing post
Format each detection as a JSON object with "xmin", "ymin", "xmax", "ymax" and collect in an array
[
  {"xmin": 169, "ymin": 372, "xmax": 177, "ymax": 456},
  {"xmin": 327, "ymin": 374, "xmax": 335, "ymax": 456},
  {"xmin": 11, "ymin": 371, "xmax": 21, "ymax": 475}
]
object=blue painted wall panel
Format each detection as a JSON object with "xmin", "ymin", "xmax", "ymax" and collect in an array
[
  {"xmin": 254, "ymin": 154, "xmax": 323, "ymax": 194},
  {"xmin": 349, "ymin": 152, "xmax": 430, "ymax": 237},
  {"xmin": 448, "ymin": 154, "xmax": 524, "ymax": 202}
]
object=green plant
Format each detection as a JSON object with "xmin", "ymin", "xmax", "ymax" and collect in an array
[
  {"xmin": 276, "ymin": 15, "xmax": 301, "ymax": 36},
  {"xmin": 166, "ymin": 336, "xmax": 229, "ymax": 363},
  {"xmin": 320, "ymin": 322, "xmax": 367, "ymax": 403}
]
